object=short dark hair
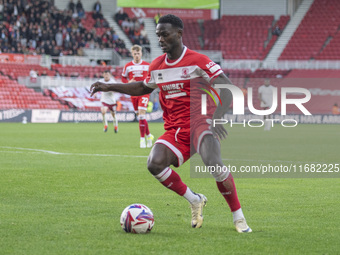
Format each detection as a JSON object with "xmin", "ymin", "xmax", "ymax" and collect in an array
[
  {"xmin": 103, "ymin": 70, "xmax": 110, "ymax": 73},
  {"xmin": 158, "ymin": 14, "xmax": 184, "ymax": 30}
]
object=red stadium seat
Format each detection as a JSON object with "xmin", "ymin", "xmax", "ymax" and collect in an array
[{"xmin": 280, "ymin": 0, "xmax": 340, "ymax": 60}]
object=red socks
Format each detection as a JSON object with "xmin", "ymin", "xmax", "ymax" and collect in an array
[
  {"xmin": 154, "ymin": 167, "xmax": 187, "ymax": 196},
  {"xmin": 139, "ymin": 119, "xmax": 150, "ymax": 137},
  {"xmin": 139, "ymin": 119, "xmax": 145, "ymax": 137},
  {"xmin": 216, "ymin": 174, "xmax": 241, "ymax": 212},
  {"xmin": 144, "ymin": 119, "xmax": 150, "ymax": 136},
  {"xmin": 154, "ymin": 167, "xmax": 241, "ymax": 211}
]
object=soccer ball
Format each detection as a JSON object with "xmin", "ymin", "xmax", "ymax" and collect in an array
[{"xmin": 120, "ymin": 204, "xmax": 154, "ymax": 234}]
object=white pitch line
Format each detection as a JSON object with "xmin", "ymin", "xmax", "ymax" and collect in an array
[
  {"xmin": 0, "ymin": 146, "xmax": 332, "ymax": 165},
  {"xmin": 0, "ymin": 146, "xmax": 148, "ymax": 158}
]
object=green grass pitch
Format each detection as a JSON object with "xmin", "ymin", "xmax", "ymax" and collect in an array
[{"xmin": 0, "ymin": 122, "xmax": 339, "ymax": 254}]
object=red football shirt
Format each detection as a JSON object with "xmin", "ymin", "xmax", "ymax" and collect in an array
[
  {"xmin": 144, "ymin": 46, "xmax": 223, "ymax": 130},
  {"xmin": 122, "ymin": 60, "xmax": 150, "ymax": 83}
]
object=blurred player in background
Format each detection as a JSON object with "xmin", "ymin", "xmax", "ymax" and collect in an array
[
  {"xmin": 122, "ymin": 45, "xmax": 154, "ymax": 148},
  {"xmin": 332, "ymin": 103, "xmax": 339, "ymax": 115},
  {"xmin": 100, "ymin": 70, "xmax": 118, "ymax": 133},
  {"xmin": 91, "ymin": 14, "xmax": 251, "ymax": 233},
  {"xmin": 258, "ymin": 78, "xmax": 275, "ymax": 131}
]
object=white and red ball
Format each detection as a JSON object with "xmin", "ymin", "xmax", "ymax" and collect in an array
[{"xmin": 120, "ymin": 204, "xmax": 154, "ymax": 234}]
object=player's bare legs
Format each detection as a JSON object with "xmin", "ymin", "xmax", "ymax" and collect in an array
[
  {"xmin": 138, "ymin": 107, "xmax": 153, "ymax": 148},
  {"xmin": 199, "ymin": 134, "xmax": 252, "ymax": 233},
  {"xmin": 110, "ymin": 109, "xmax": 118, "ymax": 133},
  {"xmin": 147, "ymin": 143, "xmax": 206, "ymax": 228},
  {"xmin": 264, "ymin": 113, "xmax": 272, "ymax": 131},
  {"xmin": 101, "ymin": 106, "xmax": 108, "ymax": 132}
]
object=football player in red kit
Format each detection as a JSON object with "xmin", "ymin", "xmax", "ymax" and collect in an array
[
  {"xmin": 91, "ymin": 14, "xmax": 251, "ymax": 233},
  {"xmin": 122, "ymin": 45, "xmax": 154, "ymax": 148}
]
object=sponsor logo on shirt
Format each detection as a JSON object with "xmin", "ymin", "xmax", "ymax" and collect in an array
[
  {"xmin": 162, "ymin": 83, "xmax": 186, "ymax": 99},
  {"xmin": 132, "ymin": 70, "xmax": 144, "ymax": 77},
  {"xmin": 206, "ymin": 61, "xmax": 220, "ymax": 74},
  {"xmin": 209, "ymin": 65, "xmax": 220, "ymax": 74},
  {"xmin": 162, "ymin": 83, "xmax": 184, "ymax": 93}
]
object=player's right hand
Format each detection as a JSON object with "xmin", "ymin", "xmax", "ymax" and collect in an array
[
  {"xmin": 90, "ymin": 82, "xmax": 108, "ymax": 97},
  {"xmin": 128, "ymin": 78, "xmax": 136, "ymax": 83},
  {"xmin": 211, "ymin": 122, "xmax": 228, "ymax": 140}
]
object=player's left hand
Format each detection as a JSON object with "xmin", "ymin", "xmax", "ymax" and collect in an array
[
  {"xmin": 211, "ymin": 122, "xmax": 228, "ymax": 140},
  {"xmin": 90, "ymin": 82, "xmax": 108, "ymax": 97}
]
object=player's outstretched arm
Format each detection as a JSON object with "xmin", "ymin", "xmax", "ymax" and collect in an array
[
  {"xmin": 212, "ymin": 73, "xmax": 233, "ymax": 118},
  {"xmin": 211, "ymin": 73, "xmax": 233, "ymax": 140},
  {"xmin": 90, "ymin": 81, "xmax": 154, "ymax": 97}
]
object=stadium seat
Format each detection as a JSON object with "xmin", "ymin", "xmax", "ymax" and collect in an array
[
  {"xmin": 280, "ymin": 0, "xmax": 340, "ymax": 60},
  {"xmin": 0, "ymin": 75, "xmax": 68, "ymax": 110}
]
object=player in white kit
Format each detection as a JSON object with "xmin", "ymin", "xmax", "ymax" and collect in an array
[
  {"xmin": 100, "ymin": 70, "xmax": 118, "ymax": 133},
  {"xmin": 258, "ymin": 78, "xmax": 275, "ymax": 131}
]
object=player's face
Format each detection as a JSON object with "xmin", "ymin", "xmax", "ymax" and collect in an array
[
  {"xmin": 156, "ymin": 23, "xmax": 182, "ymax": 54},
  {"xmin": 132, "ymin": 50, "xmax": 142, "ymax": 63},
  {"xmin": 103, "ymin": 72, "xmax": 111, "ymax": 81}
]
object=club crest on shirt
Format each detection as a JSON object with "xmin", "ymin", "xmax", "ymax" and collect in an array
[{"xmin": 180, "ymin": 68, "xmax": 190, "ymax": 79}]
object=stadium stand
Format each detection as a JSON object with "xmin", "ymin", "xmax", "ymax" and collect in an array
[
  {"xmin": 316, "ymin": 32, "xmax": 340, "ymax": 60},
  {"xmin": 50, "ymin": 64, "xmax": 122, "ymax": 79},
  {"xmin": 285, "ymin": 69, "xmax": 340, "ymax": 78},
  {"xmin": 0, "ymin": 63, "xmax": 54, "ymax": 80},
  {"xmin": 0, "ymin": 0, "xmax": 129, "ymax": 57},
  {"xmin": 182, "ymin": 19, "xmax": 202, "ymax": 50},
  {"xmin": 204, "ymin": 15, "xmax": 275, "ymax": 59},
  {"xmin": 280, "ymin": 0, "xmax": 340, "ymax": 60},
  {"xmin": 0, "ymin": 75, "xmax": 68, "ymax": 110},
  {"xmin": 261, "ymin": 15, "xmax": 290, "ymax": 59},
  {"xmin": 114, "ymin": 10, "xmax": 150, "ymax": 48},
  {"xmin": 0, "ymin": 0, "xmax": 339, "ymax": 114}
]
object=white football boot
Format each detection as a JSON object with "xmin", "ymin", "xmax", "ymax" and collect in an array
[{"xmin": 190, "ymin": 194, "xmax": 207, "ymax": 228}]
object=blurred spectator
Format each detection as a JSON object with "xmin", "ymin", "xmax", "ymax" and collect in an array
[
  {"xmin": 140, "ymin": 26, "xmax": 147, "ymax": 38},
  {"xmin": 147, "ymin": 100, "xmax": 153, "ymax": 113},
  {"xmin": 68, "ymin": 0, "xmax": 75, "ymax": 13},
  {"xmin": 55, "ymin": 70, "xmax": 61, "ymax": 78},
  {"xmin": 272, "ymin": 26, "xmax": 281, "ymax": 36},
  {"xmin": 114, "ymin": 8, "xmax": 128, "ymax": 25},
  {"xmin": 152, "ymin": 97, "xmax": 159, "ymax": 111},
  {"xmin": 0, "ymin": 0, "xmax": 129, "ymax": 57},
  {"xmin": 55, "ymin": 29, "xmax": 63, "ymax": 47},
  {"xmin": 76, "ymin": 0, "xmax": 83, "ymax": 13},
  {"xmin": 154, "ymin": 13, "xmax": 161, "ymax": 24},
  {"xmin": 116, "ymin": 10, "xmax": 150, "ymax": 47},
  {"xmin": 93, "ymin": 0, "xmax": 102, "ymax": 19},
  {"xmin": 29, "ymin": 69, "xmax": 38, "ymax": 82},
  {"xmin": 94, "ymin": 18, "xmax": 101, "ymax": 28},
  {"xmin": 332, "ymin": 103, "xmax": 339, "ymax": 115}
]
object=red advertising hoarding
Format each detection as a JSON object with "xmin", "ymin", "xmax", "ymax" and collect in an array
[
  {"xmin": 0, "ymin": 53, "xmax": 41, "ymax": 64},
  {"xmin": 123, "ymin": 7, "xmax": 213, "ymax": 20}
]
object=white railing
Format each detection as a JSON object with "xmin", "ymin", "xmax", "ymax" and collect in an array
[
  {"xmin": 222, "ymin": 60, "xmax": 261, "ymax": 71},
  {"xmin": 263, "ymin": 60, "xmax": 340, "ymax": 70},
  {"xmin": 38, "ymin": 51, "xmax": 340, "ymax": 71},
  {"xmin": 83, "ymin": 48, "xmax": 114, "ymax": 61},
  {"xmin": 40, "ymin": 76, "xmax": 99, "ymax": 88}
]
